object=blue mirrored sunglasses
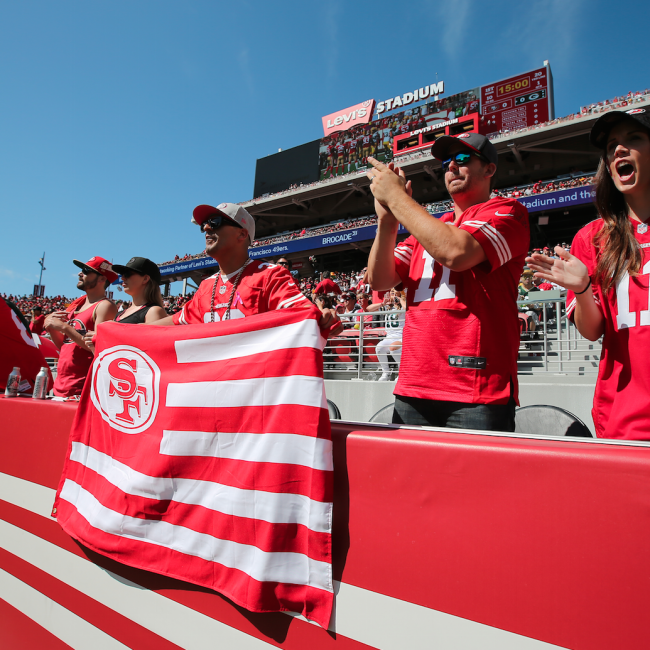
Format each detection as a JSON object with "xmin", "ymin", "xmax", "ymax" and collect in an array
[{"xmin": 442, "ymin": 151, "xmax": 485, "ymax": 172}]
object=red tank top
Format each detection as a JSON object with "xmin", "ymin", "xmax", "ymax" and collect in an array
[{"xmin": 53, "ymin": 296, "xmax": 106, "ymax": 397}]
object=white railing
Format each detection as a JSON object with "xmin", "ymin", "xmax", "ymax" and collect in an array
[{"xmin": 324, "ymin": 295, "xmax": 601, "ymax": 380}]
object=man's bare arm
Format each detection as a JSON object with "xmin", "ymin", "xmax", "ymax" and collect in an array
[
  {"xmin": 367, "ymin": 214, "xmax": 401, "ymax": 291},
  {"xmin": 367, "ymin": 157, "xmax": 486, "ymax": 272},
  {"xmin": 148, "ymin": 315, "xmax": 176, "ymax": 326}
]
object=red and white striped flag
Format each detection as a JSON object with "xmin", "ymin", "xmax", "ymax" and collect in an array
[{"xmin": 53, "ymin": 306, "xmax": 334, "ymax": 627}]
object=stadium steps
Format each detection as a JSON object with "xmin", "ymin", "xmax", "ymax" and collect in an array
[{"xmin": 517, "ymin": 336, "xmax": 602, "ymax": 375}]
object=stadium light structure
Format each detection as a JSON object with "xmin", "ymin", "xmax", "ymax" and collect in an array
[{"xmin": 37, "ymin": 252, "xmax": 46, "ymax": 295}]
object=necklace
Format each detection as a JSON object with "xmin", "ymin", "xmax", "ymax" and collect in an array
[{"xmin": 210, "ymin": 259, "xmax": 252, "ymax": 322}]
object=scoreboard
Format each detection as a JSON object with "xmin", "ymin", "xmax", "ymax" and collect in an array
[{"xmin": 479, "ymin": 66, "xmax": 552, "ymax": 135}]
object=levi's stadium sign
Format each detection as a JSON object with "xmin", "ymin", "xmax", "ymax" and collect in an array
[
  {"xmin": 376, "ymin": 81, "xmax": 445, "ymax": 114},
  {"xmin": 322, "ymin": 100, "xmax": 375, "ymax": 137}
]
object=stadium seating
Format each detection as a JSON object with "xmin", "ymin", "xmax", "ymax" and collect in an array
[
  {"xmin": 514, "ymin": 405, "xmax": 593, "ymax": 438},
  {"xmin": 368, "ymin": 404, "xmax": 395, "ymax": 424},
  {"xmin": 327, "ymin": 399, "xmax": 341, "ymax": 420}
]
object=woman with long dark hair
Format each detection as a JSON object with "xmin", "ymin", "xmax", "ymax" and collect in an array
[
  {"xmin": 526, "ymin": 109, "xmax": 650, "ymax": 439},
  {"xmin": 83, "ymin": 257, "xmax": 167, "ymax": 352}
]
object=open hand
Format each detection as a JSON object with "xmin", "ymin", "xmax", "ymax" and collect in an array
[
  {"xmin": 526, "ymin": 246, "xmax": 590, "ymax": 293},
  {"xmin": 44, "ymin": 311, "xmax": 68, "ymax": 332},
  {"xmin": 83, "ymin": 330, "xmax": 96, "ymax": 354}
]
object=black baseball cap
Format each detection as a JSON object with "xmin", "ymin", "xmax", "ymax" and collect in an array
[
  {"xmin": 431, "ymin": 132, "xmax": 498, "ymax": 167},
  {"xmin": 112, "ymin": 257, "xmax": 162, "ymax": 284},
  {"xmin": 590, "ymin": 108, "xmax": 650, "ymax": 150}
]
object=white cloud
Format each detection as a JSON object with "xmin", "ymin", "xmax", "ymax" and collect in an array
[
  {"xmin": 502, "ymin": 0, "xmax": 586, "ymax": 66},
  {"xmin": 238, "ymin": 48, "xmax": 255, "ymax": 98},
  {"xmin": 321, "ymin": 2, "xmax": 340, "ymax": 82},
  {"xmin": 437, "ymin": 0, "xmax": 472, "ymax": 61}
]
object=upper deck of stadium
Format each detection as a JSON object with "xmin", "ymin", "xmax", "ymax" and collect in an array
[{"xmin": 242, "ymin": 91, "xmax": 649, "ymax": 241}]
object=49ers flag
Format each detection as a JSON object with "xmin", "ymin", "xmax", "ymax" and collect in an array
[{"xmin": 53, "ymin": 307, "xmax": 334, "ymax": 627}]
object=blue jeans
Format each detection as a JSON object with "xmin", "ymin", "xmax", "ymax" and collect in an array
[{"xmin": 392, "ymin": 394, "xmax": 516, "ymax": 432}]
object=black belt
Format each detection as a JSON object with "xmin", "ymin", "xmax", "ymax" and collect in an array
[{"xmin": 448, "ymin": 355, "xmax": 487, "ymax": 370}]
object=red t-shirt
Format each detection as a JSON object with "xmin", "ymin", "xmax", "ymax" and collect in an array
[
  {"xmin": 393, "ymin": 197, "xmax": 530, "ymax": 405},
  {"xmin": 30, "ymin": 314, "xmax": 45, "ymax": 335},
  {"xmin": 173, "ymin": 262, "xmax": 310, "ymax": 325},
  {"xmin": 567, "ymin": 218, "xmax": 650, "ymax": 440},
  {"xmin": 53, "ymin": 296, "xmax": 106, "ymax": 397},
  {"xmin": 313, "ymin": 279, "xmax": 342, "ymax": 296}
]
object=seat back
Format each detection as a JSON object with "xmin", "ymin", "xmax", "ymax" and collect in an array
[
  {"xmin": 368, "ymin": 404, "xmax": 395, "ymax": 424},
  {"xmin": 514, "ymin": 405, "xmax": 593, "ymax": 438},
  {"xmin": 327, "ymin": 399, "xmax": 341, "ymax": 420}
]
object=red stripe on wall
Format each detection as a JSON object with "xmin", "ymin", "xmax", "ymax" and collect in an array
[
  {"xmin": 0, "ymin": 547, "xmax": 184, "ymax": 650},
  {"xmin": 0, "ymin": 396, "xmax": 76, "ymax": 489},
  {"xmin": 0, "ymin": 596, "xmax": 73, "ymax": 650}
]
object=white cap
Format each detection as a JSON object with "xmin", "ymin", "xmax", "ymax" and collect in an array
[{"xmin": 192, "ymin": 203, "xmax": 256, "ymax": 242}]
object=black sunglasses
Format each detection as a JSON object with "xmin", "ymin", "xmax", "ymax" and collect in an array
[
  {"xmin": 442, "ymin": 151, "xmax": 485, "ymax": 172},
  {"xmin": 277, "ymin": 261, "xmax": 289, "ymax": 267},
  {"xmin": 199, "ymin": 215, "xmax": 242, "ymax": 233}
]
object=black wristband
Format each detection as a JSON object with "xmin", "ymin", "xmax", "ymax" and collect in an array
[{"xmin": 574, "ymin": 277, "xmax": 591, "ymax": 295}]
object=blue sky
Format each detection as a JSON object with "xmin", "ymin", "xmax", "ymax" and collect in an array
[{"xmin": 1, "ymin": 0, "xmax": 648, "ymax": 298}]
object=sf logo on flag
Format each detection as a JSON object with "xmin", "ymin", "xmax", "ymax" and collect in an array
[{"xmin": 90, "ymin": 345, "xmax": 160, "ymax": 434}]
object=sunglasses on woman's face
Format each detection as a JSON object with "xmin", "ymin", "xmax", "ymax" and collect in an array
[
  {"xmin": 441, "ymin": 151, "xmax": 484, "ymax": 172},
  {"xmin": 121, "ymin": 270, "xmax": 142, "ymax": 279},
  {"xmin": 199, "ymin": 215, "xmax": 242, "ymax": 233}
]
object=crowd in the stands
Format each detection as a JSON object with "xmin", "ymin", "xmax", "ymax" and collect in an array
[
  {"xmin": 156, "ymin": 172, "xmax": 596, "ymax": 262},
  {"xmin": 488, "ymin": 89, "xmax": 650, "ymax": 141}
]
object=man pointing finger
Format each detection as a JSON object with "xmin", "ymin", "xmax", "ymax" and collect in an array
[{"xmin": 366, "ymin": 134, "xmax": 530, "ymax": 431}]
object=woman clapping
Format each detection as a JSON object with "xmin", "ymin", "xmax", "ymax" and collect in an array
[{"xmin": 527, "ymin": 109, "xmax": 650, "ymax": 440}]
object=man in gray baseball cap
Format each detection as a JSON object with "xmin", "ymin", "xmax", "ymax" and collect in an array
[
  {"xmin": 152, "ymin": 202, "xmax": 340, "ymax": 333},
  {"xmin": 364, "ymin": 132, "xmax": 529, "ymax": 432}
]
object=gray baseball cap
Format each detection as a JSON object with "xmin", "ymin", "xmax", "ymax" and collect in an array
[{"xmin": 192, "ymin": 203, "xmax": 256, "ymax": 242}]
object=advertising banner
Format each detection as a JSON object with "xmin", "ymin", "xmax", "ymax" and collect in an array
[
  {"xmin": 318, "ymin": 87, "xmax": 480, "ymax": 181},
  {"xmin": 322, "ymin": 100, "xmax": 375, "ymax": 137}
]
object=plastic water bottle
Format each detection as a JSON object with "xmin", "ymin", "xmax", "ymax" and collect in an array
[
  {"xmin": 32, "ymin": 367, "xmax": 49, "ymax": 400},
  {"xmin": 5, "ymin": 367, "xmax": 21, "ymax": 397},
  {"xmin": 366, "ymin": 372, "xmax": 377, "ymax": 382}
]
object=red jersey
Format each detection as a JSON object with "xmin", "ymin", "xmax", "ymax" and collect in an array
[
  {"xmin": 393, "ymin": 197, "xmax": 529, "ymax": 404},
  {"xmin": 313, "ymin": 278, "xmax": 342, "ymax": 296},
  {"xmin": 30, "ymin": 314, "xmax": 45, "ymax": 335},
  {"xmin": 173, "ymin": 262, "xmax": 310, "ymax": 325},
  {"xmin": 335, "ymin": 143, "xmax": 346, "ymax": 155},
  {"xmin": 54, "ymin": 296, "xmax": 108, "ymax": 397},
  {"xmin": 567, "ymin": 218, "xmax": 650, "ymax": 440}
]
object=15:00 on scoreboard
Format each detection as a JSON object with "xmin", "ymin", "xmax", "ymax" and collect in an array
[{"xmin": 497, "ymin": 77, "xmax": 530, "ymax": 98}]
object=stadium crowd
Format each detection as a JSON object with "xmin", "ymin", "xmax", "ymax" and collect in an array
[
  {"xmin": 157, "ymin": 172, "xmax": 596, "ymax": 262},
  {"xmin": 488, "ymin": 89, "xmax": 650, "ymax": 141}
]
